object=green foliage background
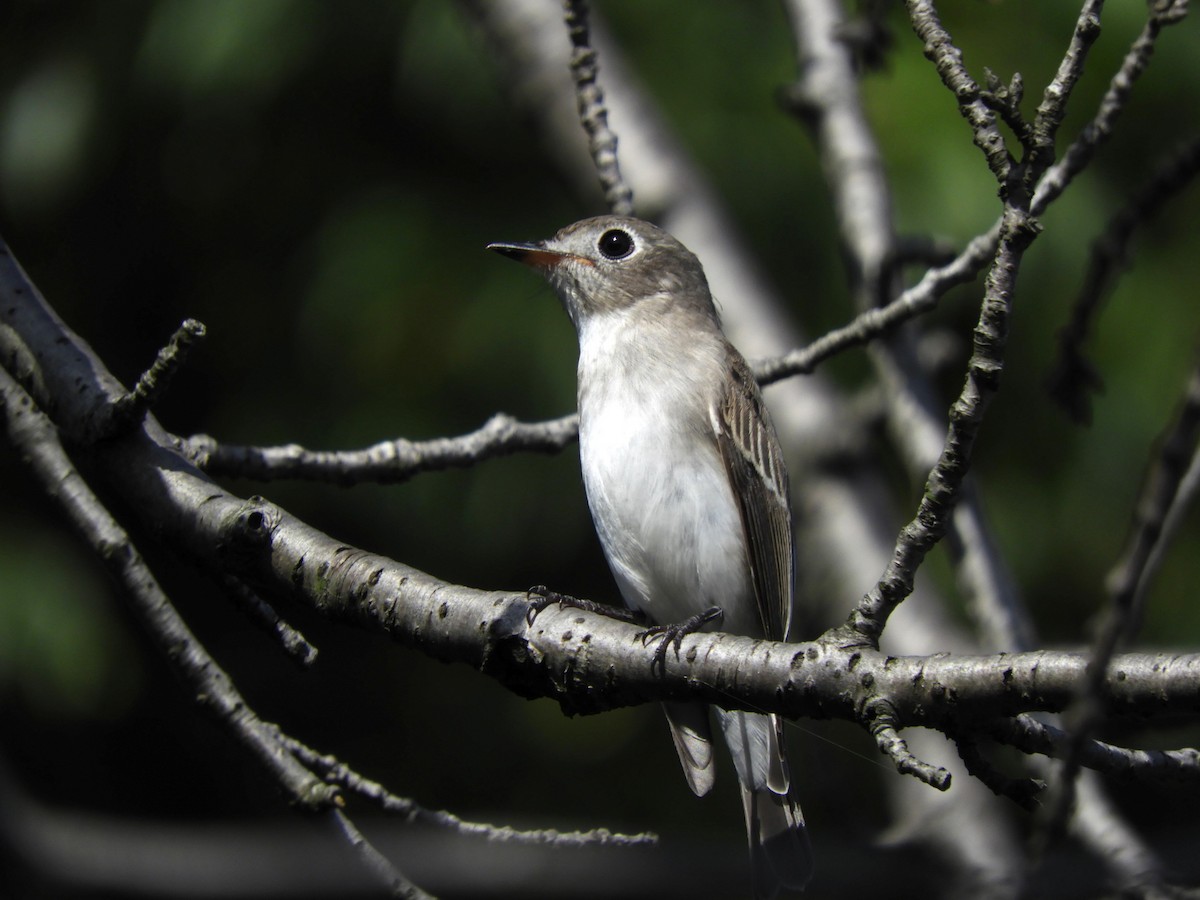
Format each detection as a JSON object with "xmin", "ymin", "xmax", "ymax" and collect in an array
[{"xmin": 1, "ymin": 1, "xmax": 1197, "ymax": 895}]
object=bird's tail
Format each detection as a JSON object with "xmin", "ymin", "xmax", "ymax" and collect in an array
[
  {"xmin": 662, "ymin": 700, "xmax": 716, "ymax": 797},
  {"xmin": 717, "ymin": 709, "xmax": 813, "ymax": 898}
]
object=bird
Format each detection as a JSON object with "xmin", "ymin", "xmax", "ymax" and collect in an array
[{"xmin": 488, "ymin": 216, "xmax": 813, "ymax": 897}]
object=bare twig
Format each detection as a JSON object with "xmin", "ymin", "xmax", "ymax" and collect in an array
[
  {"xmin": 0, "ymin": 365, "xmax": 332, "ymax": 809},
  {"xmin": 866, "ymin": 699, "xmax": 952, "ymax": 790},
  {"xmin": 868, "ymin": 0, "xmax": 1184, "ymax": 362},
  {"xmin": 991, "ymin": 715, "xmax": 1200, "ymax": 785},
  {"xmin": 103, "ymin": 318, "xmax": 207, "ymax": 437},
  {"xmin": 1024, "ymin": 1, "xmax": 1103, "ymax": 186},
  {"xmin": 1032, "ymin": 7, "xmax": 1191, "ymax": 214},
  {"xmin": 847, "ymin": 0, "xmax": 1105, "ymax": 646},
  {"xmin": 904, "ymin": 0, "xmax": 1012, "ymax": 186},
  {"xmin": 1042, "ymin": 361, "xmax": 1200, "ymax": 838},
  {"xmin": 782, "ymin": 0, "xmax": 1036, "ymax": 681},
  {"xmin": 286, "ymin": 736, "xmax": 657, "ymax": 848},
  {"xmin": 221, "ymin": 575, "xmax": 318, "ymax": 667},
  {"xmin": 752, "ymin": 262, "xmax": 980, "ymax": 383},
  {"xmin": 980, "ymin": 69, "xmax": 1031, "ymax": 148},
  {"xmin": 328, "ymin": 808, "xmax": 434, "ymax": 900},
  {"xmin": 1139, "ymin": 440, "xmax": 1200, "ymax": 608},
  {"xmin": 181, "ymin": 278, "xmax": 1018, "ymax": 484},
  {"xmin": 1047, "ymin": 137, "xmax": 1200, "ymax": 424},
  {"xmin": 184, "ymin": 412, "xmax": 579, "ymax": 483},
  {"xmin": 954, "ymin": 734, "xmax": 1045, "ymax": 811},
  {"xmin": 846, "ymin": 206, "xmax": 1039, "ymax": 645},
  {"xmin": 562, "ymin": 0, "xmax": 633, "ymax": 215},
  {"xmin": 815, "ymin": 0, "xmax": 1190, "ymax": 400}
]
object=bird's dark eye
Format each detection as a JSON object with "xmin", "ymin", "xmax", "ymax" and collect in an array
[{"xmin": 597, "ymin": 228, "xmax": 635, "ymax": 260}]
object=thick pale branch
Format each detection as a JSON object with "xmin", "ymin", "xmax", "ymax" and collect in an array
[
  {"xmin": 781, "ymin": 0, "xmax": 893, "ymax": 299},
  {"xmin": 4, "ymin": 235, "xmax": 1200, "ymax": 782},
  {"xmin": 136, "ymin": 484, "xmax": 1200, "ymax": 727},
  {"xmin": 0, "ymin": 365, "xmax": 333, "ymax": 810}
]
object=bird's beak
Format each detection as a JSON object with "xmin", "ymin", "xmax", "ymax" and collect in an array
[{"xmin": 487, "ymin": 241, "xmax": 590, "ymax": 270}]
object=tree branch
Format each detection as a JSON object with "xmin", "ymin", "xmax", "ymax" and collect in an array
[
  {"xmin": 1042, "ymin": 360, "xmax": 1200, "ymax": 838},
  {"xmin": 990, "ymin": 714, "xmax": 1200, "ymax": 786},
  {"xmin": 0, "ymin": 363, "xmax": 334, "ymax": 809},
  {"xmin": 103, "ymin": 318, "xmax": 207, "ymax": 438},
  {"xmin": 846, "ymin": 205, "xmax": 1039, "ymax": 644},
  {"xmin": 286, "ymin": 735, "xmax": 656, "ymax": 848},
  {"xmin": 6, "ymin": 239, "xmax": 1200, "ymax": 742},
  {"xmin": 847, "ymin": 0, "xmax": 1105, "ymax": 646},
  {"xmin": 1032, "ymin": 5, "xmax": 1190, "ymax": 213},
  {"xmin": 1025, "ymin": 0, "xmax": 1104, "ymax": 185},
  {"xmin": 904, "ymin": 0, "xmax": 1012, "ymax": 186},
  {"xmin": 328, "ymin": 808, "xmax": 434, "ymax": 900},
  {"xmin": 1047, "ymin": 137, "xmax": 1200, "ymax": 424},
  {"xmin": 184, "ymin": 412, "xmax": 579, "ymax": 484},
  {"xmin": 562, "ymin": 0, "xmax": 633, "ymax": 215},
  {"xmin": 220, "ymin": 574, "xmax": 319, "ymax": 668}
]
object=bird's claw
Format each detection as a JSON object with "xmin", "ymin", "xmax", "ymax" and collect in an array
[
  {"xmin": 525, "ymin": 585, "xmax": 573, "ymax": 624},
  {"xmin": 637, "ymin": 606, "xmax": 724, "ymax": 675},
  {"xmin": 524, "ymin": 585, "xmax": 638, "ymax": 626}
]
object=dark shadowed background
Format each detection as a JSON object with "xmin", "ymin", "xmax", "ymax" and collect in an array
[{"xmin": 1, "ymin": 2, "xmax": 1199, "ymax": 898}]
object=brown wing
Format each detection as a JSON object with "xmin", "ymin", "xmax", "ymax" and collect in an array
[{"xmin": 714, "ymin": 352, "xmax": 794, "ymax": 641}]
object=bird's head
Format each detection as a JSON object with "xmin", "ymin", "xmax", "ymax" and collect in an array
[{"xmin": 488, "ymin": 216, "xmax": 714, "ymax": 330}]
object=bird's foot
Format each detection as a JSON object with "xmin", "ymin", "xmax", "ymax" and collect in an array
[
  {"xmin": 638, "ymin": 606, "xmax": 724, "ymax": 675},
  {"xmin": 524, "ymin": 585, "xmax": 639, "ymax": 626}
]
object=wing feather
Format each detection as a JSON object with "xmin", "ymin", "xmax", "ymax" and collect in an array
[{"xmin": 713, "ymin": 352, "xmax": 794, "ymax": 641}]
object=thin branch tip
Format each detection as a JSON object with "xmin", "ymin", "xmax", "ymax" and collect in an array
[
  {"xmin": 867, "ymin": 700, "xmax": 952, "ymax": 790},
  {"xmin": 562, "ymin": 0, "xmax": 634, "ymax": 215},
  {"xmin": 287, "ymin": 733, "xmax": 655, "ymax": 847},
  {"xmin": 222, "ymin": 575, "xmax": 319, "ymax": 667},
  {"xmin": 101, "ymin": 317, "xmax": 208, "ymax": 438}
]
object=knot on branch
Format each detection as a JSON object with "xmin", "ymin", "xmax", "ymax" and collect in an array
[{"xmin": 220, "ymin": 495, "xmax": 283, "ymax": 567}]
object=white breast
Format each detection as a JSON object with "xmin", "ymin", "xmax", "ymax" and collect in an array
[{"xmin": 575, "ymin": 306, "xmax": 755, "ymax": 631}]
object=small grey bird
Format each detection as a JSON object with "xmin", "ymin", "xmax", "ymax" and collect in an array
[{"xmin": 489, "ymin": 216, "xmax": 813, "ymax": 897}]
